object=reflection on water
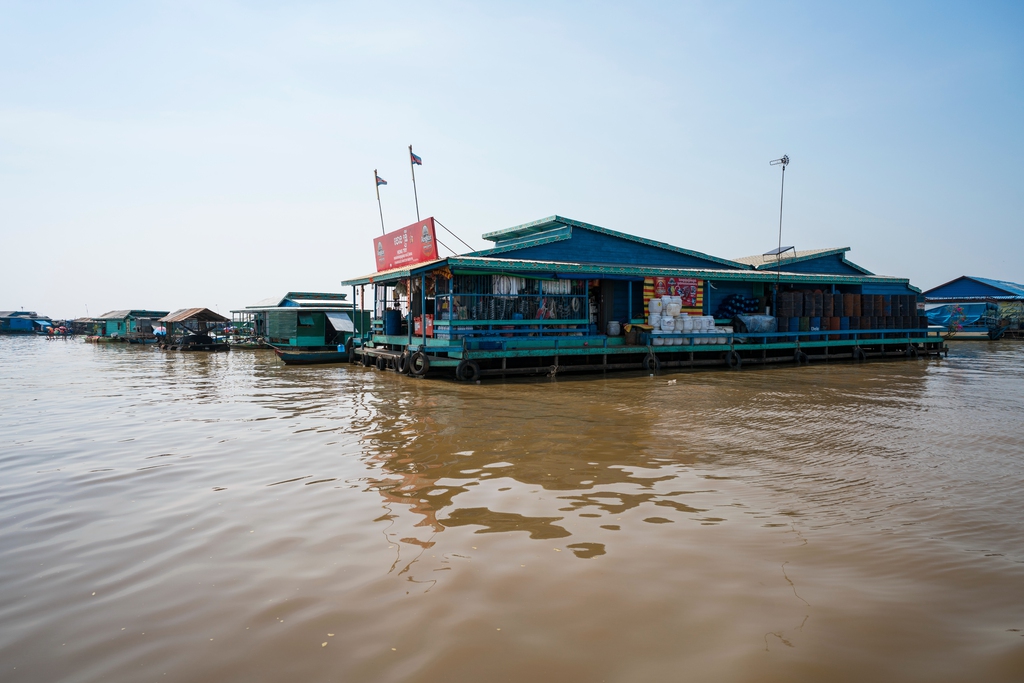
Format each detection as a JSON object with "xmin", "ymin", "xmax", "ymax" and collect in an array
[{"xmin": 2, "ymin": 337, "xmax": 1024, "ymax": 682}]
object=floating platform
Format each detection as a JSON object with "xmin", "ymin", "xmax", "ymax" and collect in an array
[{"xmin": 352, "ymin": 326, "xmax": 945, "ymax": 380}]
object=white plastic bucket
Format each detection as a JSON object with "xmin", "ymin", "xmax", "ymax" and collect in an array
[
  {"xmin": 653, "ymin": 336, "xmax": 665, "ymax": 346},
  {"xmin": 606, "ymin": 321, "xmax": 621, "ymax": 336},
  {"xmin": 660, "ymin": 316, "xmax": 676, "ymax": 331},
  {"xmin": 648, "ymin": 314, "xmax": 661, "ymax": 328},
  {"xmin": 648, "ymin": 299, "xmax": 663, "ymax": 315}
]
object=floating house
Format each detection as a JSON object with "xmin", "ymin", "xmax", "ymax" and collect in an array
[
  {"xmin": 341, "ymin": 216, "xmax": 944, "ymax": 379},
  {"xmin": 93, "ymin": 310, "xmax": 170, "ymax": 339},
  {"xmin": 0, "ymin": 311, "xmax": 53, "ymax": 334},
  {"xmin": 923, "ymin": 276, "xmax": 1024, "ymax": 339},
  {"xmin": 158, "ymin": 308, "xmax": 230, "ymax": 350},
  {"xmin": 230, "ymin": 292, "xmax": 369, "ymax": 348}
]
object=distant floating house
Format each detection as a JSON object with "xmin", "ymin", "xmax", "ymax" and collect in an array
[
  {"xmin": 0, "ymin": 311, "xmax": 53, "ymax": 335},
  {"xmin": 923, "ymin": 276, "xmax": 1024, "ymax": 338},
  {"xmin": 93, "ymin": 309, "xmax": 171, "ymax": 338},
  {"xmin": 231, "ymin": 292, "xmax": 368, "ymax": 348},
  {"xmin": 158, "ymin": 308, "xmax": 231, "ymax": 350}
]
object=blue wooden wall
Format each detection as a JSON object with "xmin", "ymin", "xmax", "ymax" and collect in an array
[
  {"xmin": 493, "ymin": 228, "xmax": 744, "ymax": 270},
  {"xmin": 607, "ymin": 281, "xmax": 645, "ymax": 321}
]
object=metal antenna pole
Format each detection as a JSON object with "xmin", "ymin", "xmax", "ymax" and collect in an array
[
  {"xmin": 375, "ymin": 168, "xmax": 386, "ymax": 235},
  {"xmin": 409, "ymin": 145, "xmax": 420, "ymax": 222},
  {"xmin": 768, "ymin": 155, "xmax": 790, "ymax": 316}
]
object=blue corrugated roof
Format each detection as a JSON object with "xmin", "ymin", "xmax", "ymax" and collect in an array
[
  {"xmin": 924, "ymin": 275, "xmax": 1024, "ymax": 300},
  {"xmin": 480, "ymin": 216, "xmax": 751, "ymax": 270},
  {"xmin": 969, "ymin": 277, "xmax": 1024, "ymax": 297}
]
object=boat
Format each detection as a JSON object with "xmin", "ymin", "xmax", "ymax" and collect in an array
[{"xmin": 273, "ymin": 347, "xmax": 349, "ymax": 365}]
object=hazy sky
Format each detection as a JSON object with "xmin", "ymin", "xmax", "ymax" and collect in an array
[{"xmin": 2, "ymin": 1, "xmax": 1022, "ymax": 318}]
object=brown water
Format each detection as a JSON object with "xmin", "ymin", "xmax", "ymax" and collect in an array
[{"xmin": 1, "ymin": 336, "xmax": 1023, "ymax": 682}]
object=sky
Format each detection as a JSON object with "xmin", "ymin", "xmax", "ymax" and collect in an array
[{"xmin": 2, "ymin": 1, "xmax": 1022, "ymax": 319}]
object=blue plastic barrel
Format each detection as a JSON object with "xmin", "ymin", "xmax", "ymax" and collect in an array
[
  {"xmin": 883, "ymin": 296, "xmax": 892, "ymax": 316},
  {"xmin": 384, "ymin": 310, "xmax": 402, "ymax": 335},
  {"xmin": 810, "ymin": 316, "xmax": 821, "ymax": 341},
  {"xmin": 788, "ymin": 317, "xmax": 799, "ymax": 338},
  {"xmin": 840, "ymin": 316, "xmax": 850, "ymax": 340}
]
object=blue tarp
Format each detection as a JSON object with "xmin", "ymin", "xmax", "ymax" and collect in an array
[{"xmin": 926, "ymin": 303, "xmax": 997, "ymax": 327}]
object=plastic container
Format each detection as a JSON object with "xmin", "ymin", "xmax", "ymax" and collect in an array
[
  {"xmin": 810, "ymin": 316, "xmax": 821, "ymax": 341},
  {"xmin": 660, "ymin": 316, "xmax": 676, "ymax": 331},
  {"xmin": 652, "ymin": 336, "xmax": 665, "ymax": 346},
  {"xmin": 648, "ymin": 313, "xmax": 662, "ymax": 328},
  {"xmin": 648, "ymin": 299, "xmax": 663, "ymax": 315},
  {"xmin": 384, "ymin": 309, "xmax": 402, "ymax": 336},
  {"xmin": 607, "ymin": 321, "xmax": 621, "ymax": 336}
]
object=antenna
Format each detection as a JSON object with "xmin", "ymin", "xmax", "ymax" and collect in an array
[{"xmin": 768, "ymin": 155, "xmax": 790, "ymax": 315}]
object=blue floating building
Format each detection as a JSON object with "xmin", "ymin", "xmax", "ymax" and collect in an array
[
  {"xmin": 231, "ymin": 292, "xmax": 369, "ymax": 348},
  {"xmin": 923, "ymin": 276, "xmax": 1024, "ymax": 339},
  {"xmin": 341, "ymin": 215, "xmax": 943, "ymax": 379},
  {"xmin": 0, "ymin": 311, "xmax": 54, "ymax": 335}
]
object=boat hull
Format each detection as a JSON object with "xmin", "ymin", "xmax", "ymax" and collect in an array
[{"xmin": 274, "ymin": 348, "xmax": 348, "ymax": 365}]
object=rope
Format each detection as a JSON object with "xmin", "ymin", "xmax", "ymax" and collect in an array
[{"xmin": 433, "ymin": 219, "xmax": 474, "ymax": 252}]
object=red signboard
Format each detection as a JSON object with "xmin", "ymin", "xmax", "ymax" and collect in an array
[
  {"xmin": 652, "ymin": 277, "xmax": 699, "ymax": 307},
  {"xmin": 373, "ymin": 218, "xmax": 438, "ymax": 271}
]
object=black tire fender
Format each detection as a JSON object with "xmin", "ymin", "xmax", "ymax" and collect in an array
[
  {"xmin": 397, "ymin": 351, "xmax": 411, "ymax": 374},
  {"xmin": 906, "ymin": 345, "xmax": 919, "ymax": 359},
  {"xmin": 456, "ymin": 359, "xmax": 480, "ymax": 382},
  {"xmin": 794, "ymin": 350, "xmax": 809, "ymax": 365},
  {"xmin": 643, "ymin": 353, "xmax": 660, "ymax": 373},
  {"xmin": 375, "ymin": 355, "xmax": 387, "ymax": 371},
  {"xmin": 410, "ymin": 351, "xmax": 430, "ymax": 376},
  {"xmin": 852, "ymin": 346, "xmax": 867, "ymax": 362},
  {"xmin": 345, "ymin": 338, "xmax": 356, "ymax": 363},
  {"xmin": 725, "ymin": 350, "xmax": 742, "ymax": 369}
]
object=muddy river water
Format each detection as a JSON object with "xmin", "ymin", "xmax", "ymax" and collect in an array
[{"xmin": 1, "ymin": 336, "xmax": 1023, "ymax": 682}]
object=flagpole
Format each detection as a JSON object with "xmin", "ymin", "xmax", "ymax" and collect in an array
[
  {"xmin": 375, "ymin": 168, "xmax": 385, "ymax": 235},
  {"xmin": 409, "ymin": 145, "xmax": 420, "ymax": 221}
]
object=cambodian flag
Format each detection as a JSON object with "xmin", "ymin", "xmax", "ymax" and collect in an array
[
  {"xmin": 376, "ymin": 174, "xmax": 387, "ymax": 186},
  {"xmin": 410, "ymin": 150, "xmax": 422, "ymax": 166}
]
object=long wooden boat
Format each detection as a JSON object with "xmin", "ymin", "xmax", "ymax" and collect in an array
[{"xmin": 274, "ymin": 347, "xmax": 348, "ymax": 365}]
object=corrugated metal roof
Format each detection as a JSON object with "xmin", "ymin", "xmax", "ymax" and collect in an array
[
  {"xmin": 923, "ymin": 275, "xmax": 1024, "ymax": 300},
  {"xmin": 97, "ymin": 310, "xmax": 133, "ymax": 319},
  {"xmin": 480, "ymin": 216, "xmax": 752, "ymax": 270},
  {"xmin": 969, "ymin": 276, "xmax": 1024, "ymax": 297},
  {"xmin": 96, "ymin": 309, "xmax": 170, "ymax": 319},
  {"xmin": 734, "ymin": 247, "xmax": 849, "ymax": 268},
  {"xmin": 341, "ymin": 259, "xmax": 446, "ymax": 287},
  {"xmin": 343, "ymin": 254, "xmax": 917, "ymax": 290},
  {"xmin": 160, "ymin": 308, "xmax": 229, "ymax": 323},
  {"xmin": 245, "ymin": 292, "xmax": 349, "ymax": 309}
]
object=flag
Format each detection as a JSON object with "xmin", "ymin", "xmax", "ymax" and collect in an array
[
  {"xmin": 376, "ymin": 174, "xmax": 387, "ymax": 186},
  {"xmin": 410, "ymin": 150, "xmax": 422, "ymax": 166}
]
